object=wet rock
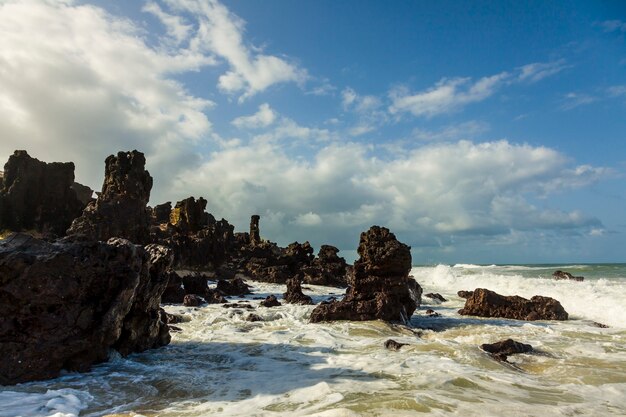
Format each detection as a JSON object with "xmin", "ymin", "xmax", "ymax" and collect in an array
[
  {"xmin": 303, "ymin": 245, "xmax": 349, "ymax": 287},
  {"xmin": 552, "ymin": 270, "xmax": 584, "ymax": 282},
  {"xmin": 245, "ymin": 313, "xmax": 264, "ymax": 322},
  {"xmin": 592, "ymin": 322, "xmax": 609, "ymax": 328},
  {"xmin": 260, "ymin": 295, "xmax": 281, "ymax": 307},
  {"xmin": 384, "ymin": 339, "xmax": 408, "ymax": 351},
  {"xmin": 223, "ymin": 302, "xmax": 254, "ymax": 309},
  {"xmin": 216, "ymin": 277, "xmax": 252, "ymax": 296},
  {"xmin": 283, "ymin": 273, "xmax": 313, "ymax": 305},
  {"xmin": 457, "ymin": 290, "xmax": 474, "ymax": 299},
  {"xmin": 424, "ymin": 293, "xmax": 447, "ymax": 303},
  {"xmin": 480, "ymin": 338, "xmax": 533, "ymax": 362},
  {"xmin": 310, "ymin": 226, "xmax": 421, "ymax": 324},
  {"xmin": 424, "ymin": 309, "xmax": 441, "ymax": 317},
  {"xmin": 67, "ymin": 150, "xmax": 153, "ymax": 244},
  {"xmin": 161, "ymin": 271, "xmax": 185, "ymax": 304},
  {"xmin": 0, "ymin": 233, "xmax": 170, "ymax": 385},
  {"xmin": 181, "ymin": 273, "xmax": 210, "ymax": 296},
  {"xmin": 0, "ymin": 150, "xmax": 84, "ymax": 236},
  {"xmin": 205, "ymin": 289, "xmax": 228, "ymax": 304},
  {"xmin": 168, "ymin": 325, "xmax": 183, "ymax": 333},
  {"xmin": 183, "ymin": 294, "xmax": 203, "ymax": 307},
  {"xmin": 458, "ymin": 288, "xmax": 568, "ymax": 321}
]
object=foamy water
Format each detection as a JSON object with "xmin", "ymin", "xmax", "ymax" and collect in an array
[{"xmin": 2, "ymin": 265, "xmax": 625, "ymax": 416}]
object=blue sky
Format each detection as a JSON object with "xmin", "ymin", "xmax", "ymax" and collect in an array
[{"xmin": 0, "ymin": 0, "xmax": 624, "ymax": 263}]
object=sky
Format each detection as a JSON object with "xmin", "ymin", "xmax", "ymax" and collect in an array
[{"xmin": 0, "ymin": 0, "xmax": 624, "ymax": 264}]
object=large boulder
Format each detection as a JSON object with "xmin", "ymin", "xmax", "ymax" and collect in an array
[
  {"xmin": 283, "ymin": 273, "xmax": 313, "ymax": 305},
  {"xmin": 67, "ymin": 150, "xmax": 153, "ymax": 244},
  {"xmin": 0, "ymin": 150, "xmax": 84, "ymax": 236},
  {"xmin": 310, "ymin": 226, "xmax": 421, "ymax": 324},
  {"xmin": 303, "ymin": 245, "xmax": 349, "ymax": 287},
  {"xmin": 0, "ymin": 233, "xmax": 171, "ymax": 385},
  {"xmin": 458, "ymin": 288, "xmax": 568, "ymax": 321},
  {"xmin": 480, "ymin": 338, "xmax": 533, "ymax": 362}
]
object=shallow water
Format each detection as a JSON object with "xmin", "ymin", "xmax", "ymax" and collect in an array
[{"xmin": 2, "ymin": 264, "xmax": 625, "ymax": 416}]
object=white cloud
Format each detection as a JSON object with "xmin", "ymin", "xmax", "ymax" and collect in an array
[
  {"xmin": 607, "ymin": 85, "xmax": 626, "ymax": 97},
  {"xmin": 412, "ymin": 121, "xmax": 489, "ymax": 142},
  {"xmin": 560, "ymin": 92, "xmax": 597, "ymax": 110},
  {"xmin": 388, "ymin": 72, "xmax": 509, "ymax": 117},
  {"xmin": 232, "ymin": 103, "xmax": 277, "ymax": 129},
  {"xmin": 162, "ymin": 0, "xmax": 307, "ymax": 100},
  {"xmin": 174, "ymin": 139, "xmax": 606, "ymax": 250},
  {"xmin": 599, "ymin": 20, "xmax": 626, "ymax": 33},
  {"xmin": 0, "ymin": 0, "xmax": 215, "ymax": 196},
  {"xmin": 143, "ymin": 1, "xmax": 193, "ymax": 45},
  {"xmin": 341, "ymin": 87, "xmax": 386, "ymax": 136},
  {"xmin": 518, "ymin": 59, "xmax": 569, "ymax": 83}
]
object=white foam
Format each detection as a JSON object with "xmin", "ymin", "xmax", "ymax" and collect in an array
[{"xmin": 0, "ymin": 389, "xmax": 92, "ymax": 417}]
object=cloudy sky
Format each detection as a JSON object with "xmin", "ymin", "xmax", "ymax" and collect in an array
[{"xmin": 1, "ymin": 0, "xmax": 624, "ymax": 263}]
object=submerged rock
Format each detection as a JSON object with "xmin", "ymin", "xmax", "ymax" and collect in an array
[
  {"xmin": 260, "ymin": 295, "xmax": 281, "ymax": 307},
  {"xmin": 283, "ymin": 273, "xmax": 313, "ymax": 305},
  {"xmin": 67, "ymin": 150, "xmax": 153, "ymax": 244},
  {"xmin": 0, "ymin": 150, "xmax": 84, "ymax": 236},
  {"xmin": 0, "ymin": 233, "xmax": 170, "ymax": 385},
  {"xmin": 552, "ymin": 270, "xmax": 584, "ymax": 282},
  {"xmin": 310, "ymin": 226, "xmax": 421, "ymax": 324},
  {"xmin": 480, "ymin": 339, "xmax": 533, "ymax": 362},
  {"xmin": 183, "ymin": 294, "xmax": 203, "ymax": 307},
  {"xmin": 458, "ymin": 288, "xmax": 568, "ymax": 321},
  {"xmin": 424, "ymin": 293, "xmax": 447, "ymax": 303},
  {"xmin": 384, "ymin": 339, "xmax": 408, "ymax": 351}
]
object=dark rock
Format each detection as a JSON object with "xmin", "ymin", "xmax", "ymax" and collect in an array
[
  {"xmin": 217, "ymin": 277, "xmax": 251, "ymax": 296},
  {"xmin": 205, "ymin": 289, "xmax": 228, "ymax": 304},
  {"xmin": 592, "ymin": 322, "xmax": 609, "ymax": 328},
  {"xmin": 552, "ymin": 270, "xmax": 584, "ymax": 282},
  {"xmin": 0, "ymin": 150, "xmax": 84, "ymax": 236},
  {"xmin": 250, "ymin": 214, "xmax": 261, "ymax": 244},
  {"xmin": 161, "ymin": 271, "xmax": 185, "ymax": 304},
  {"xmin": 223, "ymin": 302, "xmax": 254, "ymax": 309},
  {"xmin": 384, "ymin": 339, "xmax": 408, "ymax": 351},
  {"xmin": 245, "ymin": 313, "xmax": 264, "ymax": 322},
  {"xmin": 235, "ymin": 239, "xmax": 314, "ymax": 284},
  {"xmin": 260, "ymin": 295, "xmax": 281, "ymax": 307},
  {"xmin": 152, "ymin": 202, "xmax": 172, "ymax": 225},
  {"xmin": 182, "ymin": 273, "xmax": 209, "ymax": 296},
  {"xmin": 0, "ymin": 233, "xmax": 170, "ymax": 385},
  {"xmin": 283, "ymin": 273, "xmax": 313, "ymax": 305},
  {"xmin": 458, "ymin": 288, "xmax": 568, "ymax": 321},
  {"xmin": 303, "ymin": 245, "xmax": 349, "ymax": 287},
  {"xmin": 67, "ymin": 150, "xmax": 153, "ymax": 244},
  {"xmin": 310, "ymin": 226, "xmax": 421, "ymax": 324},
  {"xmin": 168, "ymin": 325, "xmax": 183, "ymax": 333},
  {"xmin": 480, "ymin": 338, "xmax": 533, "ymax": 362},
  {"xmin": 170, "ymin": 197, "xmax": 209, "ymax": 233},
  {"xmin": 424, "ymin": 309, "xmax": 441, "ymax": 317},
  {"xmin": 183, "ymin": 294, "xmax": 203, "ymax": 307},
  {"xmin": 71, "ymin": 182, "xmax": 94, "ymax": 206},
  {"xmin": 424, "ymin": 293, "xmax": 447, "ymax": 303},
  {"xmin": 457, "ymin": 290, "xmax": 474, "ymax": 299}
]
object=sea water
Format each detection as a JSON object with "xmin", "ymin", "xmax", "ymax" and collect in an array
[{"xmin": 1, "ymin": 264, "xmax": 625, "ymax": 416}]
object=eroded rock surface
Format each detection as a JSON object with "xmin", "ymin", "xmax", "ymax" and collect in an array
[
  {"xmin": 458, "ymin": 288, "xmax": 568, "ymax": 321},
  {"xmin": 310, "ymin": 226, "xmax": 421, "ymax": 324},
  {"xmin": 480, "ymin": 338, "xmax": 533, "ymax": 362},
  {"xmin": 0, "ymin": 150, "xmax": 84, "ymax": 236},
  {"xmin": 303, "ymin": 245, "xmax": 349, "ymax": 287},
  {"xmin": 67, "ymin": 150, "xmax": 153, "ymax": 244},
  {"xmin": 552, "ymin": 270, "xmax": 584, "ymax": 282},
  {"xmin": 0, "ymin": 233, "xmax": 170, "ymax": 385},
  {"xmin": 283, "ymin": 273, "xmax": 313, "ymax": 305}
]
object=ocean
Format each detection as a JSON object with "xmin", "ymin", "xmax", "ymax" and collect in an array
[{"xmin": 1, "ymin": 264, "xmax": 625, "ymax": 416}]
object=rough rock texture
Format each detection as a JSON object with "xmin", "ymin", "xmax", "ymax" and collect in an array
[
  {"xmin": 384, "ymin": 339, "xmax": 408, "ymax": 351},
  {"xmin": 250, "ymin": 214, "xmax": 261, "ymax": 244},
  {"xmin": 552, "ymin": 270, "xmax": 584, "ymax": 282},
  {"xmin": 216, "ymin": 277, "xmax": 251, "ymax": 296},
  {"xmin": 458, "ymin": 288, "xmax": 568, "ymax": 321},
  {"xmin": 233, "ymin": 240, "xmax": 315, "ymax": 284},
  {"xmin": 310, "ymin": 226, "xmax": 421, "ymax": 324},
  {"xmin": 283, "ymin": 273, "xmax": 313, "ymax": 305},
  {"xmin": 151, "ymin": 202, "xmax": 172, "ymax": 225},
  {"xmin": 71, "ymin": 182, "xmax": 94, "ymax": 206},
  {"xmin": 260, "ymin": 295, "xmax": 281, "ymax": 307},
  {"xmin": 183, "ymin": 294, "xmax": 202, "ymax": 307},
  {"xmin": 0, "ymin": 150, "xmax": 84, "ymax": 236},
  {"xmin": 67, "ymin": 150, "xmax": 153, "ymax": 244},
  {"xmin": 161, "ymin": 271, "xmax": 186, "ymax": 304},
  {"xmin": 170, "ymin": 197, "xmax": 209, "ymax": 233},
  {"xmin": 424, "ymin": 293, "xmax": 447, "ymax": 303},
  {"xmin": 480, "ymin": 339, "xmax": 533, "ymax": 362},
  {"xmin": 303, "ymin": 245, "xmax": 349, "ymax": 287},
  {"xmin": 0, "ymin": 233, "xmax": 170, "ymax": 385}
]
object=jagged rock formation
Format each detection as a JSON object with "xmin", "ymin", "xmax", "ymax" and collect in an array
[
  {"xmin": 303, "ymin": 245, "xmax": 349, "ymax": 287},
  {"xmin": 250, "ymin": 214, "xmax": 261, "ymax": 244},
  {"xmin": 283, "ymin": 273, "xmax": 313, "ymax": 305},
  {"xmin": 260, "ymin": 295, "xmax": 281, "ymax": 307},
  {"xmin": 458, "ymin": 288, "xmax": 568, "ymax": 321},
  {"xmin": 480, "ymin": 339, "xmax": 533, "ymax": 362},
  {"xmin": 310, "ymin": 226, "xmax": 421, "ymax": 324},
  {"xmin": 552, "ymin": 270, "xmax": 584, "ymax": 282},
  {"xmin": 0, "ymin": 150, "xmax": 84, "ymax": 236},
  {"xmin": 67, "ymin": 150, "xmax": 152, "ymax": 244},
  {"xmin": 71, "ymin": 181, "xmax": 94, "ymax": 206},
  {"xmin": 161, "ymin": 270, "xmax": 185, "ymax": 303},
  {"xmin": 151, "ymin": 202, "xmax": 172, "ymax": 225},
  {"xmin": 0, "ymin": 233, "xmax": 170, "ymax": 385},
  {"xmin": 216, "ymin": 277, "xmax": 251, "ymax": 296}
]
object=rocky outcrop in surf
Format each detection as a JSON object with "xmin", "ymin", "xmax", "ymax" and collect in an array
[
  {"xmin": 0, "ymin": 233, "xmax": 171, "ymax": 385},
  {"xmin": 303, "ymin": 245, "xmax": 349, "ymax": 287},
  {"xmin": 458, "ymin": 288, "xmax": 568, "ymax": 321},
  {"xmin": 67, "ymin": 150, "xmax": 153, "ymax": 244},
  {"xmin": 283, "ymin": 273, "xmax": 313, "ymax": 305},
  {"xmin": 310, "ymin": 226, "xmax": 421, "ymax": 324},
  {"xmin": 0, "ymin": 150, "xmax": 85, "ymax": 237},
  {"xmin": 552, "ymin": 270, "xmax": 584, "ymax": 282},
  {"xmin": 480, "ymin": 338, "xmax": 533, "ymax": 362}
]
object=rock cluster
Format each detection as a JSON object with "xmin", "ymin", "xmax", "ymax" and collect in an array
[
  {"xmin": 283, "ymin": 273, "xmax": 313, "ymax": 305},
  {"xmin": 458, "ymin": 288, "xmax": 568, "ymax": 321},
  {"xmin": 67, "ymin": 150, "xmax": 153, "ymax": 244},
  {"xmin": 0, "ymin": 233, "xmax": 171, "ymax": 385},
  {"xmin": 303, "ymin": 245, "xmax": 349, "ymax": 287},
  {"xmin": 0, "ymin": 150, "xmax": 85, "ymax": 236},
  {"xmin": 310, "ymin": 226, "xmax": 421, "ymax": 324},
  {"xmin": 552, "ymin": 270, "xmax": 584, "ymax": 282}
]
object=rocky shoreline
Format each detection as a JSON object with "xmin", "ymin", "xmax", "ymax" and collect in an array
[{"xmin": 0, "ymin": 149, "xmax": 573, "ymax": 385}]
